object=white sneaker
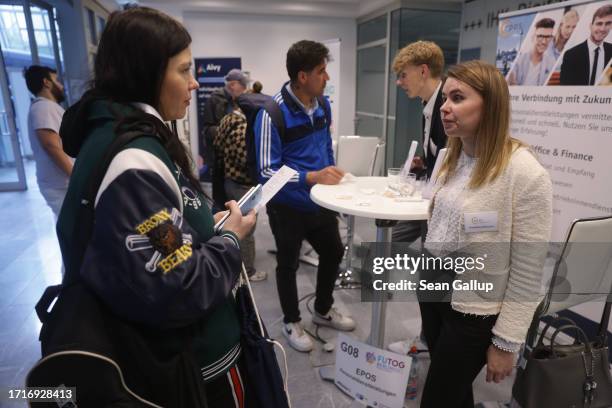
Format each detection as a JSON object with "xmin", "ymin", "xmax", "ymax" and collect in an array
[
  {"xmin": 248, "ymin": 270, "xmax": 268, "ymax": 282},
  {"xmin": 282, "ymin": 322, "xmax": 313, "ymax": 352},
  {"xmin": 312, "ymin": 307, "xmax": 356, "ymax": 331}
]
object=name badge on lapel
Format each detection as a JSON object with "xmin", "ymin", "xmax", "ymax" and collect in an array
[{"xmin": 464, "ymin": 211, "xmax": 498, "ymax": 233}]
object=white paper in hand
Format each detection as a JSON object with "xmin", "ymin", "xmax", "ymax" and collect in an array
[
  {"xmin": 401, "ymin": 141, "xmax": 418, "ymax": 176},
  {"xmin": 422, "ymin": 148, "xmax": 447, "ymax": 199},
  {"xmin": 256, "ymin": 165, "xmax": 298, "ymax": 211}
]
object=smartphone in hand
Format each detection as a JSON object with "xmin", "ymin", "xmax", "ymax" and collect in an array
[{"xmin": 214, "ymin": 184, "xmax": 262, "ymax": 232}]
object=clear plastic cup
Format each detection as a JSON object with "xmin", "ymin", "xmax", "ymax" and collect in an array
[
  {"xmin": 398, "ymin": 173, "xmax": 417, "ymax": 196},
  {"xmin": 387, "ymin": 168, "xmax": 402, "ymax": 191},
  {"xmin": 413, "ymin": 179, "xmax": 424, "ymax": 198}
]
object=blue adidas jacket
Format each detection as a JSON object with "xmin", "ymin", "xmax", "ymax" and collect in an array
[{"xmin": 254, "ymin": 82, "xmax": 334, "ymax": 212}]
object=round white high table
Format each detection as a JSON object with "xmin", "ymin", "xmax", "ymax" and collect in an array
[{"xmin": 310, "ymin": 176, "xmax": 430, "ymax": 348}]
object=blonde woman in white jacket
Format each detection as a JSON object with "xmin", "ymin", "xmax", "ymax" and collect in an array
[{"xmin": 419, "ymin": 60, "xmax": 552, "ymax": 408}]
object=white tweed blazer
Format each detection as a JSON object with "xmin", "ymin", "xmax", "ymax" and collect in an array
[{"xmin": 427, "ymin": 147, "xmax": 553, "ymax": 343}]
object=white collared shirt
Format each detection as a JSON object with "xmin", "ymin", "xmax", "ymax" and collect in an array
[
  {"xmin": 132, "ymin": 102, "xmax": 166, "ymax": 123},
  {"xmin": 587, "ymin": 38, "xmax": 605, "ymax": 85},
  {"xmin": 285, "ymin": 83, "xmax": 319, "ymax": 125},
  {"xmin": 422, "ymin": 81, "xmax": 442, "ymax": 158}
]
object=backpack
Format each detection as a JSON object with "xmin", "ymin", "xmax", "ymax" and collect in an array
[{"xmin": 237, "ymin": 92, "xmax": 331, "ymax": 183}]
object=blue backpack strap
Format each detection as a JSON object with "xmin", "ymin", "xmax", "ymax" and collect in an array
[
  {"xmin": 262, "ymin": 98, "xmax": 285, "ymax": 140},
  {"xmin": 263, "ymin": 96, "xmax": 330, "ymax": 142},
  {"xmin": 317, "ymin": 95, "xmax": 332, "ymax": 130}
]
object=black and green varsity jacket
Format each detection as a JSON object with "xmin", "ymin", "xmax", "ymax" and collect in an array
[{"xmin": 57, "ymin": 99, "xmax": 242, "ymax": 382}]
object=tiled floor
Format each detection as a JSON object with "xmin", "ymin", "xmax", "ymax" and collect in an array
[{"xmin": 0, "ymin": 162, "xmax": 515, "ymax": 407}]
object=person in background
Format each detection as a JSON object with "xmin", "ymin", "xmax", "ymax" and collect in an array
[
  {"xmin": 549, "ymin": 8, "xmax": 579, "ymax": 60},
  {"xmin": 507, "ymin": 18, "xmax": 557, "ymax": 85},
  {"xmin": 251, "ymin": 81, "xmax": 263, "ymax": 94},
  {"xmin": 254, "ymin": 40, "xmax": 355, "ymax": 352},
  {"xmin": 202, "ymin": 68, "xmax": 249, "ymax": 210},
  {"xmin": 388, "ymin": 40, "xmax": 448, "ymax": 355},
  {"xmin": 419, "ymin": 60, "xmax": 552, "ymax": 407},
  {"xmin": 215, "ymin": 108, "xmax": 268, "ymax": 281},
  {"xmin": 24, "ymin": 65, "xmax": 72, "ymax": 218}
]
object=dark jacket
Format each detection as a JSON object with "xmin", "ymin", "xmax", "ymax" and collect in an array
[
  {"xmin": 560, "ymin": 40, "xmax": 612, "ymax": 85},
  {"xmin": 424, "ymin": 85, "xmax": 447, "ymax": 179},
  {"xmin": 32, "ymin": 96, "xmax": 243, "ymax": 407},
  {"xmin": 203, "ymin": 88, "xmax": 233, "ymax": 208},
  {"xmin": 202, "ymin": 88, "xmax": 232, "ymax": 167}
]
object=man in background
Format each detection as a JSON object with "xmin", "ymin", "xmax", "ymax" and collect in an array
[
  {"xmin": 391, "ymin": 41, "xmax": 447, "ymax": 243},
  {"xmin": 255, "ymin": 40, "xmax": 355, "ymax": 352},
  {"xmin": 24, "ymin": 65, "xmax": 71, "ymax": 218},
  {"xmin": 560, "ymin": 5, "xmax": 612, "ymax": 85},
  {"xmin": 387, "ymin": 40, "xmax": 448, "ymax": 355},
  {"xmin": 202, "ymin": 68, "xmax": 248, "ymax": 210}
]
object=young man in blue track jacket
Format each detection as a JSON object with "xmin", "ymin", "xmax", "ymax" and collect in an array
[{"xmin": 254, "ymin": 40, "xmax": 356, "ymax": 352}]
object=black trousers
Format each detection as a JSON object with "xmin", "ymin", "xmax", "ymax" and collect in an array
[
  {"xmin": 211, "ymin": 163, "xmax": 227, "ymax": 212},
  {"xmin": 419, "ymin": 301, "xmax": 498, "ymax": 408},
  {"xmin": 267, "ymin": 203, "xmax": 344, "ymax": 324},
  {"xmin": 204, "ymin": 356, "xmax": 247, "ymax": 408},
  {"xmin": 391, "ymin": 220, "xmax": 424, "ymax": 243}
]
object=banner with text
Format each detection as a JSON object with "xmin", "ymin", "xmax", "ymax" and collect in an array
[
  {"xmin": 194, "ymin": 57, "xmax": 242, "ymax": 155},
  {"xmin": 498, "ymin": 0, "xmax": 612, "ymax": 240}
]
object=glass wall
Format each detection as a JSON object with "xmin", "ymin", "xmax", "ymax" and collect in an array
[
  {"xmin": 0, "ymin": 0, "xmax": 64, "ymax": 191},
  {"xmin": 355, "ymin": 44, "xmax": 386, "ymax": 138}
]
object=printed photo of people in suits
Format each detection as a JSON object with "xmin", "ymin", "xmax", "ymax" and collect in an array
[
  {"xmin": 552, "ymin": 2, "xmax": 612, "ymax": 86},
  {"xmin": 498, "ymin": 0, "xmax": 612, "ymax": 87}
]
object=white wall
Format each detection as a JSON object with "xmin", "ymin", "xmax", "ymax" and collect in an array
[{"xmin": 183, "ymin": 11, "xmax": 357, "ymax": 158}]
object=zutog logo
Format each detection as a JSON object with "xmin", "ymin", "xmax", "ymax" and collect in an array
[{"xmin": 365, "ymin": 352, "xmax": 405, "ymax": 372}]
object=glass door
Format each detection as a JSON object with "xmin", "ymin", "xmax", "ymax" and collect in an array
[
  {"xmin": 355, "ymin": 13, "xmax": 389, "ymax": 172},
  {"xmin": 0, "ymin": 0, "xmax": 64, "ymax": 191},
  {"xmin": 0, "ymin": 46, "xmax": 25, "ymax": 189}
]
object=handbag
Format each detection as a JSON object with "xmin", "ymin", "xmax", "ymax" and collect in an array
[
  {"xmin": 235, "ymin": 264, "xmax": 291, "ymax": 408},
  {"xmin": 513, "ymin": 311, "xmax": 612, "ymax": 408}
]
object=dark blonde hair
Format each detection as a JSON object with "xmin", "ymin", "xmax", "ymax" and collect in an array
[
  {"xmin": 438, "ymin": 60, "xmax": 525, "ymax": 188},
  {"xmin": 392, "ymin": 41, "xmax": 444, "ymax": 78}
]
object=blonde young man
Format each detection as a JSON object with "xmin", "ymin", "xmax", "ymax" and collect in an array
[
  {"xmin": 388, "ymin": 40, "xmax": 448, "ymax": 355},
  {"xmin": 390, "ymin": 42, "xmax": 447, "ymax": 243}
]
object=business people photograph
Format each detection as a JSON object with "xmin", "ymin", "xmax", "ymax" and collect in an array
[
  {"xmin": 598, "ymin": 61, "xmax": 612, "ymax": 85},
  {"xmin": 507, "ymin": 17, "xmax": 558, "ymax": 85},
  {"xmin": 548, "ymin": 8, "xmax": 580, "ymax": 60},
  {"xmin": 505, "ymin": 8, "xmax": 566, "ymax": 86},
  {"xmin": 559, "ymin": 3, "xmax": 612, "ymax": 85}
]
